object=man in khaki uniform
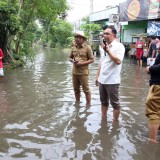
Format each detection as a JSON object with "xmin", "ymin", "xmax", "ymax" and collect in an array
[
  {"xmin": 69, "ymin": 31, "xmax": 94, "ymax": 104},
  {"xmin": 145, "ymin": 53, "xmax": 160, "ymax": 143}
]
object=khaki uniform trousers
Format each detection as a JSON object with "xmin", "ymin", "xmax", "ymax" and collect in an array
[{"xmin": 146, "ymin": 85, "xmax": 160, "ymax": 125}]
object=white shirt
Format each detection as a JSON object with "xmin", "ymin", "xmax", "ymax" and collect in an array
[
  {"xmin": 99, "ymin": 45, "xmax": 105, "ymax": 57},
  {"xmin": 98, "ymin": 40, "xmax": 125, "ymax": 84}
]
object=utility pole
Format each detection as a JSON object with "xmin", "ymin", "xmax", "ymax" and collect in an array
[
  {"xmin": 90, "ymin": 0, "xmax": 93, "ymax": 14},
  {"xmin": 89, "ymin": 0, "xmax": 93, "ymax": 46}
]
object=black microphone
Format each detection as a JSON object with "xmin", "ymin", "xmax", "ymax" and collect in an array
[{"xmin": 103, "ymin": 39, "xmax": 106, "ymax": 56}]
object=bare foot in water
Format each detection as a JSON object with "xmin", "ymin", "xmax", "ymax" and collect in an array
[{"xmin": 149, "ymin": 139, "xmax": 159, "ymax": 144}]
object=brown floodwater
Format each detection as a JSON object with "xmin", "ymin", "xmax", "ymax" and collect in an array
[{"xmin": 0, "ymin": 46, "xmax": 160, "ymax": 160}]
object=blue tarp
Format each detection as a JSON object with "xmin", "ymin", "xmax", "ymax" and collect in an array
[{"xmin": 147, "ymin": 21, "xmax": 160, "ymax": 36}]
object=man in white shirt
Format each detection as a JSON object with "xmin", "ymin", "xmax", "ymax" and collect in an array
[{"xmin": 96, "ymin": 26, "xmax": 125, "ymax": 121}]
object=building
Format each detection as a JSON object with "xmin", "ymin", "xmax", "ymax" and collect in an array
[{"xmin": 89, "ymin": 0, "xmax": 160, "ymax": 45}]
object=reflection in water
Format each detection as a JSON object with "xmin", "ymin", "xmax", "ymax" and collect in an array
[
  {"xmin": 0, "ymin": 46, "xmax": 160, "ymax": 159},
  {"xmin": 65, "ymin": 104, "xmax": 93, "ymax": 159},
  {"xmin": 0, "ymin": 90, "xmax": 9, "ymax": 113}
]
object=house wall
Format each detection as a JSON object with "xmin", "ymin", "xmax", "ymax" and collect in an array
[
  {"xmin": 121, "ymin": 21, "xmax": 148, "ymax": 44},
  {"xmin": 89, "ymin": 6, "xmax": 118, "ymax": 22}
]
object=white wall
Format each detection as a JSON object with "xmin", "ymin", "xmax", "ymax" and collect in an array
[{"xmin": 123, "ymin": 28, "xmax": 145, "ymax": 43}]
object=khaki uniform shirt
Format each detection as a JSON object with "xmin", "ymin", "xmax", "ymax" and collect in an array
[{"xmin": 70, "ymin": 43, "xmax": 94, "ymax": 75}]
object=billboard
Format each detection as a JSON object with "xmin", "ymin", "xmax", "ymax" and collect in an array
[{"xmin": 119, "ymin": 0, "xmax": 160, "ymax": 22}]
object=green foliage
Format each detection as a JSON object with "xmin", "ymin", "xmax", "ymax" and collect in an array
[
  {"xmin": 34, "ymin": 29, "xmax": 43, "ymax": 43},
  {"xmin": 0, "ymin": 0, "xmax": 20, "ymax": 38},
  {"xmin": 0, "ymin": 0, "xmax": 69, "ymax": 64},
  {"xmin": 66, "ymin": 37, "xmax": 74, "ymax": 47},
  {"xmin": 49, "ymin": 19, "xmax": 73, "ymax": 48},
  {"xmin": 4, "ymin": 60, "xmax": 23, "ymax": 71},
  {"xmin": 38, "ymin": 0, "xmax": 68, "ymax": 45},
  {"xmin": 80, "ymin": 17, "xmax": 102, "ymax": 38},
  {"xmin": 18, "ymin": 22, "xmax": 37, "ymax": 61}
]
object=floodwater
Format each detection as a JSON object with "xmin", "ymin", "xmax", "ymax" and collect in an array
[{"xmin": 0, "ymin": 46, "xmax": 160, "ymax": 160}]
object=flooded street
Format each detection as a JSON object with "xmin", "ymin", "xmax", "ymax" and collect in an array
[{"xmin": 0, "ymin": 46, "xmax": 160, "ymax": 160}]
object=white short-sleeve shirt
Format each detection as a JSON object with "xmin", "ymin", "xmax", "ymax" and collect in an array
[{"xmin": 98, "ymin": 40, "xmax": 125, "ymax": 84}]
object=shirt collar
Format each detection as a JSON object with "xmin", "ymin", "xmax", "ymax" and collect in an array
[
  {"xmin": 109, "ymin": 39, "xmax": 117, "ymax": 48},
  {"xmin": 75, "ymin": 42, "xmax": 85, "ymax": 48}
]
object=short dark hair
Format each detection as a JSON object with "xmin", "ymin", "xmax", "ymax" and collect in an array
[
  {"xmin": 107, "ymin": 26, "xmax": 117, "ymax": 35},
  {"xmin": 102, "ymin": 25, "xmax": 108, "ymax": 30},
  {"xmin": 151, "ymin": 35, "xmax": 156, "ymax": 40}
]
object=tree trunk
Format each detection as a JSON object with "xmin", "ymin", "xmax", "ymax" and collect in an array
[{"xmin": 0, "ymin": 28, "xmax": 13, "ymax": 62}]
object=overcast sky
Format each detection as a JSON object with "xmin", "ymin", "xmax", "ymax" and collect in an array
[{"xmin": 66, "ymin": 0, "xmax": 126, "ymax": 22}]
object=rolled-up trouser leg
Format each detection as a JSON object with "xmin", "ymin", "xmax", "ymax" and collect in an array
[{"xmin": 146, "ymin": 85, "xmax": 160, "ymax": 125}]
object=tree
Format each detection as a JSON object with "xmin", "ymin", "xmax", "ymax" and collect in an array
[
  {"xmin": 0, "ymin": 0, "xmax": 68, "ymax": 63},
  {"xmin": 49, "ymin": 19, "xmax": 73, "ymax": 48},
  {"xmin": 38, "ymin": 0, "xmax": 68, "ymax": 46},
  {"xmin": 80, "ymin": 17, "xmax": 102, "ymax": 39},
  {"xmin": 0, "ymin": 0, "xmax": 20, "ymax": 61},
  {"xmin": 80, "ymin": 17, "xmax": 102, "ymax": 51}
]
